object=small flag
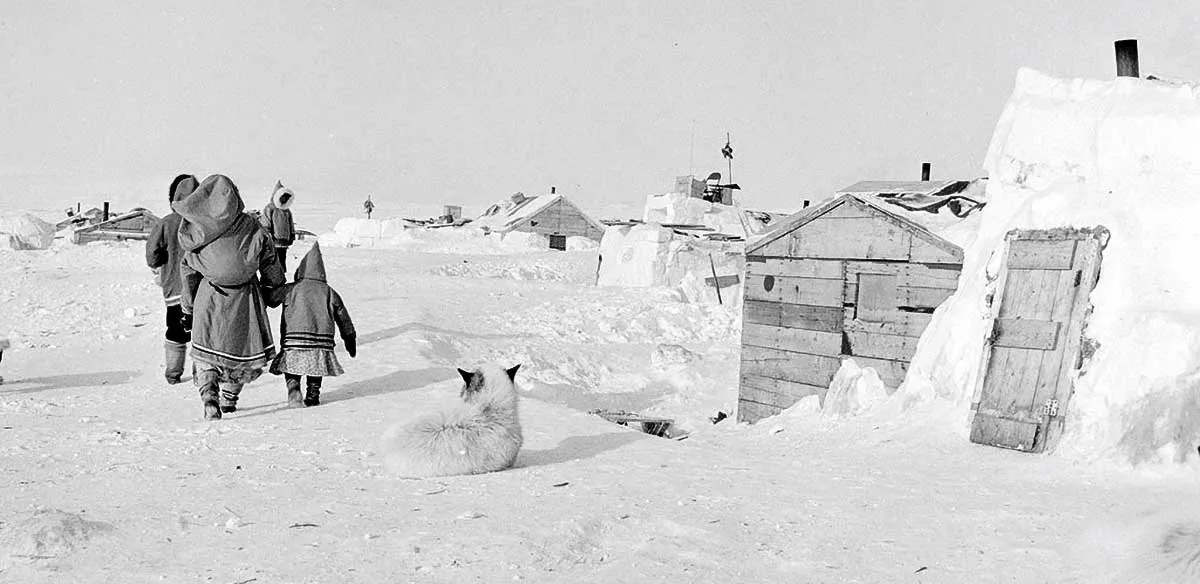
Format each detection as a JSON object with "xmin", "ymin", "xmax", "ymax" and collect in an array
[{"xmin": 721, "ymin": 136, "xmax": 733, "ymax": 160}]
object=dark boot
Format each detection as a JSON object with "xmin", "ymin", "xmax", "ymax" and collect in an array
[
  {"xmin": 304, "ymin": 377, "xmax": 323, "ymax": 407},
  {"xmin": 164, "ymin": 341, "xmax": 187, "ymax": 384},
  {"xmin": 199, "ymin": 378, "xmax": 221, "ymax": 421},
  {"xmin": 285, "ymin": 374, "xmax": 304, "ymax": 407},
  {"xmin": 218, "ymin": 382, "xmax": 243, "ymax": 413}
]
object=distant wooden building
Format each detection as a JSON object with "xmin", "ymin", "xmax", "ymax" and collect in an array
[
  {"xmin": 71, "ymin": 208, "xmax": 160, "ymax": 244},
  {"xmin": 737, "ymin": 180, "xmax": 983, "ymax": 423},
  {"xmin": 475, "ymin": 192, "xmax": 605, "ymax": 249}
]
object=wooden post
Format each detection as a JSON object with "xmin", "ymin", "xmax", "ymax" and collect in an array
[
  {"xmin": 1115, "ymin": 39, "xmax": 1139, "ymax": 78},
  {"xmin": 708, "ymin": 254, "xmax": 723, "ymax": 305},
  {"xmin": 921, "ymin": 162, "xmax": 931, "ymax": 181},
  {"xmin": 103, "ymin": 202, "xmax": 109, "ymax": 222},
  {"xmin": 76, "ymin": 202, "xmax": 81, "ymax": 213}
]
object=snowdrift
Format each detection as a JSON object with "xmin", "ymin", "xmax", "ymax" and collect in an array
[
  {"xmin": 319, "ymin": 217, "xmax": 597, "ymax": 254},
  {"xmin": 597, "ymin": 224, "xmax": 744, "ymax": 306},
  {"xmin": 0, "ymin": 212, "xmax": 55, "ymax": 250},
  {"xmin": 895, "ymin": 68, "xmax": 1200, "ymax": 464}
]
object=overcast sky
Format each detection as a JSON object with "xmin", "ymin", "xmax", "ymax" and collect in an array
[{"xmin": 2, "ymin": 1, "xmax": 1197, "ymax": 216}]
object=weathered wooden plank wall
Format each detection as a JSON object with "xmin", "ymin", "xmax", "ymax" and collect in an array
[
  {"xmin": 516, "ymin": 199, "xmax": 605, "ymax": 241},
  {"xmin": 738, "ymin": 197, "xmax": 965, "ymax": 423}
]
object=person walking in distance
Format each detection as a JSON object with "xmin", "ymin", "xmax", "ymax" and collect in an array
[
  {"xmin": 146, "ymin": 173, "xmax": 199, "ymax": 384},
  {"xmin": 259, "ymin": 180, "xmax": 296, "ymax": 272},
  {"xmin": 176, "ymin": 175, "xmax": 286, "ymax": 420}
]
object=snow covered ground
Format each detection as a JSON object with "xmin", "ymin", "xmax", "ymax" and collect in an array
[{"xmin": 2, "ymin": 236, "xmax": 1199, "ymax": 584}]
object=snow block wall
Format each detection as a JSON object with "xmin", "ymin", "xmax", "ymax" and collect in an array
[
  {"xmin": 643, "ymin": 193, "xmax": 757, "ymax": 237},
  {"xmin": 0, "ymin": 213, "xmax": 55, "ymax": 250},
  {"xmin": 320, "ymin": 217, "xmax": 412, "ymax": 248},
  {"xmin": 895, "ymin": 68, "xmax": 1200, "ymax": 464},
  {"xmin": 597, "ymin": 224, "xmax": 744, "ymax": 306}
]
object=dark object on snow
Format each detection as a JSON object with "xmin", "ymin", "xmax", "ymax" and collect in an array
[
  {"xmin": 710, "ymin": 411, "xmax": 728, "ymax": 424},
  {"xmin": 589, "ymin": 409, "xmax": 674, "ymax": 438},
  {"xmin": 1115, "ymin": 39, "xmax": 1139, "ymax": 78}
]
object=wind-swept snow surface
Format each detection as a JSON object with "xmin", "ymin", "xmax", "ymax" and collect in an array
[{"xmin": 1, "ymin": 237, "xmax": 1198, "ymax": 583}]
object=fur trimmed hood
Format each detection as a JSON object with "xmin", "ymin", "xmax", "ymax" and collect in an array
[
  {"xmin": 271, "ymin": 180, "xmax": 295, "ymax": 210},
  {"xmin": 174, "ymin": 174, "xmax": 249, "ymax": 251}
]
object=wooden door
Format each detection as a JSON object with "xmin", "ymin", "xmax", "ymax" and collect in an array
[{"xmin": 969, "ymin": 228, "xmax": 1107, "ymax": 453}]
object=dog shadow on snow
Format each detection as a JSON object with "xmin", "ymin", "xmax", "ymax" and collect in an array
[
  {"xmin": 232, "ymin": 367, "xmax": 458, "ymax": 420},
  {"xmin": 359, "ymin": 322, "xmax": 536, "ymax": 347},
  {"xmin": 0, "ymin": 370, "xmax": 139, "ymax": 396},
  {"xmin": 517, "ymin": 432, "xmax": 650, "ymax": 468},
  {"xmin": 323, "ymin": 367, "xmax": 458, "ymax": 404}
]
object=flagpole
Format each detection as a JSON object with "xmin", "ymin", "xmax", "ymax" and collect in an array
[
  {"xmin": 726, "ymin": 132, "xmax": 732, "ymax": 184},
  {"xmin": 689, "ymin": 120, "xmax": 696, "ymax": 177}
]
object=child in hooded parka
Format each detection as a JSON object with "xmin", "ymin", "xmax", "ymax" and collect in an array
[
  {"xmin": 146, "ymin": 173, "xmax": 199, "ymax": 384},
  {"xmin": 266, "ymin": 241, "xmax": 356, "ymax": 407},
  {"xmin": 176, "ymin": 174, "xmax": 286, "ymax": 420}
]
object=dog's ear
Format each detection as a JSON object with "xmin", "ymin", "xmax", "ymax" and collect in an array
[
  {"xmin": 505, "ymin": 364, "xmax": 520, "ymax": 382},
  {"xmin": 458, "ymin": 368, "xmax": 474, "ymax": 386}
]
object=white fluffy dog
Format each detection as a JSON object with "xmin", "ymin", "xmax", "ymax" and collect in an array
[{"xmin": 380, "ymin": 363, "xmax": 523, "ymax": 478}]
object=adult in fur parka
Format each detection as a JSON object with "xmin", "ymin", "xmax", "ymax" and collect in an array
[
  {"xmin": 259, "ymin": 180, "xmax": 296, "ymax": 272},
  {"xmin": 176, "ymin": 175, "xmax": 286, "ymax": 420},
  {"xmin": 146, "ymin": 173, "xmax": 199, "ymax": 384}
]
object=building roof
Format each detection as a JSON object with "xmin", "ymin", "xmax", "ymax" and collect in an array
[
  {"xmin": 747, "ymin": 179, "xmax": 987, "ymax": 258},
  {"xmin": 838, "ymin": 180, "xmax": 969, "ymax": 197},
  {"xmin": 472, "ymin": 193, "xmax": 605, "ymax": 234}
]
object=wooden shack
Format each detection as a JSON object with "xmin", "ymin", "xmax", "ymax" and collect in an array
[
  {"xmin": 71, "ymin": 208, "xmax": 160, "ymax": 244},
  {"xmin": 737, "ymin": 182, "xmax": 980, "ymax": 423},
  {"xmin": 475, "ymin": 192, "xmax": 606, "ymax": 247}
]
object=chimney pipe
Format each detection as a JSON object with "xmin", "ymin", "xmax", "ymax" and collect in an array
[
  {"xmin": 551, "ymin": 186, "xmax": 556, "ymax": 195},
  {"xmin": 921, "ymin": 162, "xmax": 931, "ymax": 181},
  {"xmin": 103, "ymin": 201, "xmax": 110, "ymax": 222},
  {"xmin": 1115, "ymin": 39, "xmax": 1139, "ymax": 78}
]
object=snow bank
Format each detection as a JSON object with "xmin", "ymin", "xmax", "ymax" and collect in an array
[
  {"xmin": 0, "ymin": 212, "xmax": 55, "ymax": 250},
  {"xmin": 895, "ymin": 68, "xmax": 1200, "ymax": 464},
  {"xmin": 824, "ymin": 359, "xmax": 889, "ymax": 419},
  {"xmin": 597, "ymin": 224, "xmax": 744, "ymax": 306},
  {"xmin": 320, "ymin": 217, "xmax": 412, "ymax": 247},
  {"xmin": 318, "ymin": 217, "xmax": 581, "ymax": 255}
]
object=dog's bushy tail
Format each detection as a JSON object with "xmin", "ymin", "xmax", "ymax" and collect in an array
[{"xmin": 1076, "ymin": 509, "xmax": 1200, "ymax": 584}]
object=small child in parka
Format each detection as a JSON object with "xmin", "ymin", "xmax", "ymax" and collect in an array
[{"xmin": 266, "ymin": 242, "xmax": 356, "ymax": 406}]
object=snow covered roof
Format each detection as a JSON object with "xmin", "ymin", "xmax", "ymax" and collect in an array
[
  {"xmin": 838, "ymin": 180, "xmax": 968, "ymax": 197},
  {"xmin": 747, "ymin": 179, "xmax": 987, "ymax": 257},
  {"xmin": 472, "ymin": 193, "xmax": 605, "ymax": 234}
]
